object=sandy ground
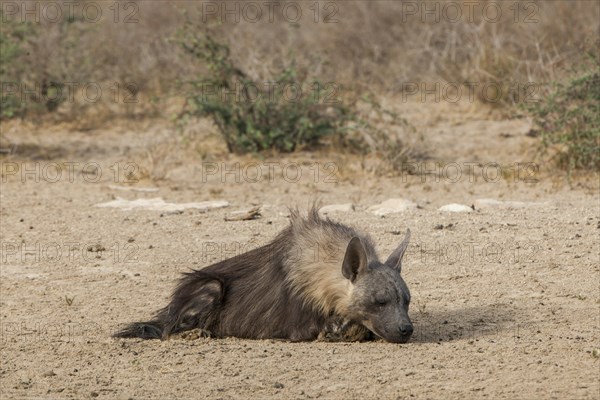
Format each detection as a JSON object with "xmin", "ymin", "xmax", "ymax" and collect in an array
[{"xmin": 0, "ymin": 103, "xmax": 599, "ymax": 399}]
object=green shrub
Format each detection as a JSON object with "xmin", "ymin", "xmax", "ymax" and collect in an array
[
  {"xmin": 0, "ymin": 11, "xmax": 36, "ymax": 119},
  {"xmin": 527, "ymin": 44, "xmax": 600, "ymax": 171},
  {"xmin": 175, "ymin": 19, "xmax": 412, "ymax": 155},
  {"xmin": 0, "ymin": 13, "xmax": 87, "ymax": 120}
]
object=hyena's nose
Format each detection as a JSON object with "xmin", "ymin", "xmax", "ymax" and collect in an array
[{"xmin": 399, "ymin": 324, "xmax": 413, "ymax": 336}]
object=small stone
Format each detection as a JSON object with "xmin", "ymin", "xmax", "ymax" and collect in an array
[
  {"xmin": 42, "ymin": 370, "xmax": 56, "ymax": 377},
  {"xmin": 91, "ymin": 392, "xmax": 99, "ymax": 398},
  {"xmin": 224, "ymin": 206, "xmax": 261, "ymax": 221},
  {"xmin": 368, "ymin": 198, "xmax": 417, "ymax": 216},
  {"xmin": 438, "ymin": 204, "xmax": 473, "ymax": 213},
  {"xmin": 273, "ymin": 382, "xmax": 284, "ymax": 389}
]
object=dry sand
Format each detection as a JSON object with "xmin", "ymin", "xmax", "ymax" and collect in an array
[{"xmin": 1, "ymin": 105, "xmax": 599, "ymax": 399}]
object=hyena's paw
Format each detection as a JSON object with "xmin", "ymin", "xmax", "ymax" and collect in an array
[
  {"xmin": 318, "ymin": 321, "xmax": 372, "ymax": 342},
  {"xmin": 341, "ymin": 324, "xmax": 373, "ymax": 342},
  {"xmin": 178, "ymin": 328, "xmax": 213, "ymax": 340}
]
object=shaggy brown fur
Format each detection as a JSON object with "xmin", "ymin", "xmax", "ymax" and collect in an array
[{"xmin": 115, "ymin": 207, "xmax": 413, "ymax": 343}]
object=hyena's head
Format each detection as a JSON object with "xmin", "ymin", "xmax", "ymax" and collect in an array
[{"xmin": 342, "ymin": 230, "xmax": 413, "ymax": 343}]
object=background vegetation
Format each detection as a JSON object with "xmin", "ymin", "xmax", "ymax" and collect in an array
[
  {"xmin": 526, "ymin": 44, "xmax": 599, "ymax": 171},
  {"xmin": 1, "ymin": 0, "xmax": 598, "ymax": 170}
]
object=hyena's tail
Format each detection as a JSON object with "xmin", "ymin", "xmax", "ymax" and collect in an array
[
  {"xmin": 113, "ymin": 320, "xmax": 165, "ymax": 339},
  {"xmin": 113, "ymin": 270, "xmax": 225, "ymax": 340}
]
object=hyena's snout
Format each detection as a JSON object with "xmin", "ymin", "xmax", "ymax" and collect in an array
[{"xmin": 398, "ymin": 322, "xmax": 413, "ymax": 342}]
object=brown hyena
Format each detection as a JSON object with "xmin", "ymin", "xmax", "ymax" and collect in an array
[{"xmin": 115, "ymin": 207, "xmax": 413, "ymax": 343}]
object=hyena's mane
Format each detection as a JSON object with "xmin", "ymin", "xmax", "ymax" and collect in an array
[{"xmin": 283, "ymin": 207, "xmax": 379, "ymax": 316}]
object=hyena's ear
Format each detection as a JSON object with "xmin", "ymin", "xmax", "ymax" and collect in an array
[
  {"xmin": 342, "ymin": 237, "xmax": 368, "ymax": 282},
  {"xmin": 385, "ymin": 229, "xmax": 411, "ymax": 273}
]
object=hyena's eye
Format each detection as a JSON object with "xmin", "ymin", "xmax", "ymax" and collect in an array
[{"xmin": 375, "ymin": 298, "xmax": 387, "ymax": 306}]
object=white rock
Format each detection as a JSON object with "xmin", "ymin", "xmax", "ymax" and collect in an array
[
  {"xmin": 438, "ymin": 203, "xmax": 473, "ymax": 213},
  {"xmin": 368, "ymin": 198, "xmax": 418, "ymax": 216},
  {"xmin": 320, "ymin": 203, "xmax": 355, "ymax": 214},
  {"xmin": 474, "ymin": 198, "xmax": 548, "ymax": 210},
  {"xmin": 95, "ymin": 197, "xmax": 229, "ymax": 212},
  {"xmin": 107, "ymin": 185, "xmax": 159, "ymax": 193}
]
